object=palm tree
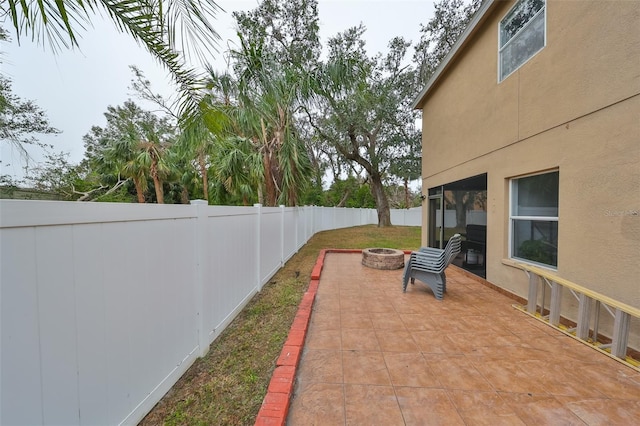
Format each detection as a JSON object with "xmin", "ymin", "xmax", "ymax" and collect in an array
[
  {"xmin": 137, "ymin": 139, "xmax": 172, "ymax": 204},
  {"xmin": 121, "ymin": 149, "xmax": 149, "ymax": 203},
  {"xmin": 210, "ymin": 135, "xmax": 263, "ymax": 205},
  {"xmin": 228, "ymin": 35, "xmax": 312, "ymax": 206},
  {"xmin": 178, "ymin": 122, "xmax": 212, "ymax": 202},
  {"xmin": 129, "ymin": 65, "xmax": 220, "ymax": 203},
  {"xmin": 177, "ymin": 97, "xmax": 230, "ymax": 203},
  {"xmin": 136, "ymin": 115, "xmax": 176, "ymax": 203},
  {"xmin": 84, "ymin": 101, "xmax": 176, "ymax": 203}
]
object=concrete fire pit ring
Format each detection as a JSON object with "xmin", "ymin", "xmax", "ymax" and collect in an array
[{"xmin": 362, "ymin": 248, "xmax": 405, "ymax": 270}]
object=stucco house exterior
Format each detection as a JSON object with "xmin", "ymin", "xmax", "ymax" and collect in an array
[{"xmin": 413, "ymin": 0, "xmax": 639, "ymax": 351}]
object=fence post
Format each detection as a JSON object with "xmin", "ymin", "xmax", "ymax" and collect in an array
[
  {"xmin": 190, "ymin": 200, "xmax": 209, "ymax": 358},
  {"xmin": 313, "ymin": 206, "xmax": 318, "ymax": 233},
  {"xmin": 280, "ymin": 205, "xmax": 285, "ymax": 266},
  {"xmin": 294, "ymin": 207, "xmax": 299, "ymax": 252},
  {"xmin": 254, "ymin": 204, "xmax": 262, "ymax": 290}
]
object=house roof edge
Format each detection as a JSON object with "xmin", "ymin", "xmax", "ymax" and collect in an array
[{"xmin": 411, "ymin": 0, "xmax": 497, "ymax": 110}]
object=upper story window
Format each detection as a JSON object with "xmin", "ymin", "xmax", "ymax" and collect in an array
[
  {"xmin": 499, "ymin": 0, "xmax": 546, "ymax": 81},
  {"xmin": 510, "ymin": 170, "xmax": 558, "ymax": 268}
]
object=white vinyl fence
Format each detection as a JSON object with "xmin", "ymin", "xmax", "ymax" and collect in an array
[
  {"xmin": 435, "ymin": 209, "xmax": 487, "ymax": 227},
  {"xmin": 0, "ymin": 200, "xmax": 420, "ymax": 426}
]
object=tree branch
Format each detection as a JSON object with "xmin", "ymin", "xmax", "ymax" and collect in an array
[{"xmin": 74, "ymin": 179, "xmax": 128, "ymax": 202}]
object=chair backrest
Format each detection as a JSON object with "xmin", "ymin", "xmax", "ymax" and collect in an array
[
  {"xmin": 409, "ymin": 234, "xmax": 461, "ymax": 273},
  {"xmin": 444, "ymin": 234, "xmax": 462, "ymax": 267}
]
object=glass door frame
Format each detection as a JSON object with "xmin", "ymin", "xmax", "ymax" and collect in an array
[{"xmin": 428, "ymin": 187, "xmax": 444, "ymax": 249}]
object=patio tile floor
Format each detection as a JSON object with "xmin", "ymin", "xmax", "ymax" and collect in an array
[{"xmin": 286, "ymin": 252, "xmax": 640, "ymax": 425}]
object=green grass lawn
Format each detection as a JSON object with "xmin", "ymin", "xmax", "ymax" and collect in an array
[{"xmin": 139, "ymin": 225, "xmax": 421, "ymax": 425}]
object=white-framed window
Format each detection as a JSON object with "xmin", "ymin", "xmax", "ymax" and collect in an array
[
  {"xmin": 499, "ymin": 0, "xmax": 546, "ymax": 81},
  {"xmin": 509, "ymin": 170, "xmax": 558, "ymax": 268}
]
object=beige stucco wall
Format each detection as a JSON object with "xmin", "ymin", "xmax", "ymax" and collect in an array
[{"xmin": 418, "ymin": 0, "xmax": 640, "ymax": 346}]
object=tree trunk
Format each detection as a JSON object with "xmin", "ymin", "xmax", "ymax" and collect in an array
[
  {"xmin": 370, "ymin": 171, "xmax": 392, "ymax": 227},
  {"xmin": 181, "ymin": 187, "xmax": 190, "ymax": 204},
  {"xmin": 150, "ymin": 160, "xmax": 164, "ymax": 204},
  {"xmin": 261, "ymin": 119, "xmax": 278, "ymax": 207},
  {"xmin": 257, "ymin": 185, "xmax": 264, "ymax": 205},
  {"xmin": 453, "ymin": 191, "xmax": 467, "ymax": 229},
  {"xmin": 133, "ymin": 178, "xmax": 145, "ymax": 203},
  {"xmin": 337, "ymin": 189, "xmax": 350, "ymax": 207},
  {"xmin": 152, "ymin": 175, "xmax": 164, "ymax": 204},
  {"xmin": 198, "ymin": 153, "xmax": 208, "ymax": 202},
  {"xmin": 403, "ymin": 177, "xmax": 409, "ymax": 209},
  {"xmin": 263, "ymin": 150, "xmax": 277, "ymax": 206}
]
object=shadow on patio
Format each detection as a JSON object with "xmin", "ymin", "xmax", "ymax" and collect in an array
[{"xmin": 286, "ymin": 252, "xmax": 640, "ymax": 425}]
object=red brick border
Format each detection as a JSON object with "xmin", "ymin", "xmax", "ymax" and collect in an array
[{"xmin": 255, "ymin": 249, "xmax": 329, "ymax": 425}]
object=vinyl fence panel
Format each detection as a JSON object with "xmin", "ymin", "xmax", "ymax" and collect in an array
[
  {"xmin": 0, "ymin": 200, "xmax": 419, "ymax": 425},
  {"xmin": 391, "ymin": 207, "xmax": 422, "ymax": 226},
  {"xmin": 1, "ymin": 227, "xmax": 43, "ymax": 426},
  {"xmin": 205, "ymin": 207, "xmax": 259, "ymax": 346},
  {"xmin": 283, "ymin": 207, "xmax": 298, "ymax": 262},
  {"xmin": 259, "ymin": 207, "xmax": 283, "ymax": 287}
]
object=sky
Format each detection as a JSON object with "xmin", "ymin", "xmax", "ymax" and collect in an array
[{"xmin": 0, "ymin": 0, "xmax": 435, "ymax": 180}]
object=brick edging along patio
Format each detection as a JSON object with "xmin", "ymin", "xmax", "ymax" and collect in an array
[{"xmin": 254, "ymin": 249, "xmax": 361, "ymax": 426}]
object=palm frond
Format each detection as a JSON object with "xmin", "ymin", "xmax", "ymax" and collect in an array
[
  {"xmin": 3, "ymin": 0, "xmax": 222, "ymax": 126},
  {"xmin": 4, "ymin": 0, "xmax": 94, "ymax": 51},
  {"xmin": 161, "ymin": 0, "xmax": 222, "ymax": 66},
  {"xmin": 99, "ymin": 0, "xmax": 205, "ymax": 114}
]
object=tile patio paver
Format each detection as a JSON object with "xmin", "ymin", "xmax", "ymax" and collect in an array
[{"xmin": 286, "ymin": 252, "xmax": 640, "ymax": 425}]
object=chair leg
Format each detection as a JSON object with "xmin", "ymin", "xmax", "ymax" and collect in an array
[
  {"xmin": 411, "ymin": 271, "xmax": 445, "ymax": 300},
  {"xmin": 402, "ymin": 260, "xmax": 411, "ymax": 292}
]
